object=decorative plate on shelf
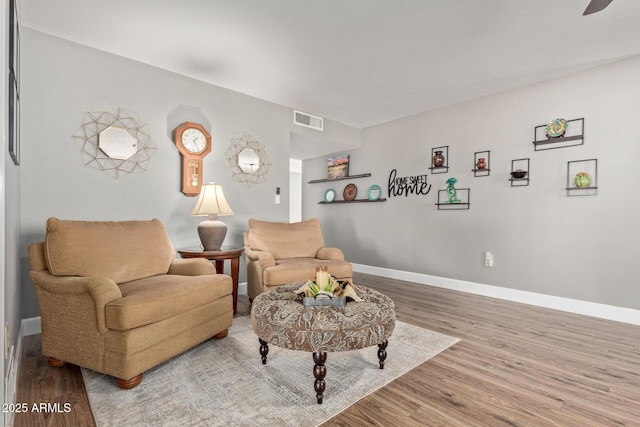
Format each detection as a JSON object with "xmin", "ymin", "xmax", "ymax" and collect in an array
[
  {"xmin": 343, "ymin": 183, "xmax": 358, "ymax": 201},
  {"xmin": 545, "ymin": 118, "xmax": 567, "ymax": 138},
  {"xmin": 324, "ymin": 189, "xmax": 336, "ymax": 202},
  {"xmin": 367, "ymin": 184, "xmax": 382, "ymax": 201}
]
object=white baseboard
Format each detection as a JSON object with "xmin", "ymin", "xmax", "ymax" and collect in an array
[
  {"xmin": 4, "ymin": 317, "xmax": 39, "ymax": 426},
  {"xmin": 238, "ymin": 281, "xmax": 247, "ymax": 296},
  {"xmin": 5, "ymin": 344, "xmax": 16, "ymax": 427},
  {"xmin": 352, "ymin": 263, "xmax": 640, "ymax": 326},
  {"xmin": 21, "ymin": 317, "xmax": 42, "ymax": 336}
]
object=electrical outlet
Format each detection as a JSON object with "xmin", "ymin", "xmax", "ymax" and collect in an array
[{"xmin": 4, "ymin": 322, "xmax": 9, "ymax": 359}]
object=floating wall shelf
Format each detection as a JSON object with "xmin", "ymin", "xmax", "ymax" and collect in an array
[
  {"xmin": 308, "ymin": 173, "xmax": 371, "ymax": 184},
  {"xmin": 429, "ymin": 146, "xmax": 449, "ymax": 174},
  {"xmin": 318, "ymin": 198, "xmax": 387, "ymax": 204},
  {"xmin": 435, "ymin": 188, "xmax": 470, "ymax": 210},
  {"xmin": 472, "ymin": 150, "xmax": 491, "ymax": 177},
  {"xmin": 566, "ymin": 158, "xmax": 598, "ymax": 196},
  {"xmin": 533, "ymin": 118, "xmax": 584, "ymax": 151},
  {"xmin": 509, "ymin": 158, "xmax": 530, "ymax": 187}
]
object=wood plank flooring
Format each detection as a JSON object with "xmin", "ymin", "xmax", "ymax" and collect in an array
[{"xmin": 14, "ymin": 272, "xmax": 640, "ymax": 426}]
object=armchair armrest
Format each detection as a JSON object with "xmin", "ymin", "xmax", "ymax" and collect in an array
[
  {"xmin": 168, "ymin": 258, "xmax": 216, "ymax": 275},
  {"xmin": 316, "ymin": 247, "xmax": 345, "ymax": 261},
  {"xmin": 244, "ymin": 247, "xmax": 276, "ymax": 269},
  {"xmin": 29, "ymin": 270, "xmax": 122, "ymax": 334}
]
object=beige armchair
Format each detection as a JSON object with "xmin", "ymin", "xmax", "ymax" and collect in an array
[
  {"xmin": 244, "ymin": 218, "xmax": 352, "ymax": 300},
  {"xmin": 28, "ymin": 217, "xmax": 233, "ymax": 389}
]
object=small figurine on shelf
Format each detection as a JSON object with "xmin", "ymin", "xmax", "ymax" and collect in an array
[
  {"xmin": 445, "ymin": 177, "xmax": 461, "ymax": 204},
  {"xmin": 476, "ymin": 157, "xmax": 487, "ymax": 170},
  {"xmin": 574, "ymin": 172, "xmax": 592, "ymax": 187}
]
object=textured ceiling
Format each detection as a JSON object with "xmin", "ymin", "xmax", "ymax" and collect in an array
[{"xmin": 21, "ymin": 0, "xmax": 640, "ymax": 130}]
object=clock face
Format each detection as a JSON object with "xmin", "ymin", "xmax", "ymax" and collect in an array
[
  {"xmin": 181, "ymin": 128, "xmax": 207, "ymax": 153},
  {"xmin": 343, "ymin": 183, "xmax": 357, "ymax": 201}
]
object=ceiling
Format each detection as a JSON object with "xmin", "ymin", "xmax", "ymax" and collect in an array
[{"xmin": 21, "ymin": 0, "xmax": 640, "ymax": 131}]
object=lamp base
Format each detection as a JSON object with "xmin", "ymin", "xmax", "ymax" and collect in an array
[{"xmin": 197, "ymin": 219, "xmax": 227, "ymax": 251}]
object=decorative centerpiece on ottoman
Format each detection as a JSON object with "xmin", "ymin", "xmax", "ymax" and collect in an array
[
  {"xmin": 251, "ymin": 281, "xmax": 396, "ymax": 404},
  {"xmin": 297, "ymin": 266, "xmax": 361, "ymax": 307}
]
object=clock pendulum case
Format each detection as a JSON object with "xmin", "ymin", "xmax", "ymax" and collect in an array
[{"xmin": 173, "ymin": 122, "xmax": 212, "ymax": 196}]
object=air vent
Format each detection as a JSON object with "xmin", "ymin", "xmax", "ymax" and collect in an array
[{"xmin": 294, "ymin": 110, "xmax": 323, "ymax": 131}]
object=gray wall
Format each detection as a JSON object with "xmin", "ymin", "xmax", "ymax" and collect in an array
[
  {"xmin": 19, "ymin": 29, "xmax": 359, "ymax": 318},
  {"xmin": 304, "ymin": 55, "xmax": 640, "ymax": 311}
]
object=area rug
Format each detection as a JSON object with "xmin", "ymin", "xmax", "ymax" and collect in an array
[{"xmin": 83, "ymin": 316, "xmax": 459, "ymax": 427}]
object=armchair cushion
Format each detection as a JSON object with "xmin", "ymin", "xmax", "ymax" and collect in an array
[
  {"xmin": 44, "ymin": 217, "xmax": 175, "ymax": 284},
  {"xmin": 248, "ymin": 218, "xmax": 324, "ymax": 259},
  {"xmin": 106, "ymin": 274, "xmax": 232, "ymax": 330}
]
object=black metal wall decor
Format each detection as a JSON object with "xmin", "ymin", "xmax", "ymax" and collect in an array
[
  {"xmin": 387, "ymin": 169, "xmax": 432, "ymax": 197},
  {"xmin": 8, "ymin": 0, "xmax": 20, "ymax": 165}
]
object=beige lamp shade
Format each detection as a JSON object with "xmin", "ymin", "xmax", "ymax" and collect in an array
[{"xmin": 191, "ymin": 183, "xmax": 234, "ymax": 251}]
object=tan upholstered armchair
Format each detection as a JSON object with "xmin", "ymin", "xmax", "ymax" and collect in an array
[
  {"xmin": 28, "ymin": 218, "xmax": 233, "ymax": 389},
  {"xmin": 244, "ymin": 218, "xmax": 352, "ymax": 300}
]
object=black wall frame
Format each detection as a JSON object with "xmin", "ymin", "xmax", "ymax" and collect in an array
[{"xmin": 8, "ymin": 0, "xmax": 20, "ymax": 165}]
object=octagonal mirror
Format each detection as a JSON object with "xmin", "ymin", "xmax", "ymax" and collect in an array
[
  {"xmin": 99, "ymin": 126, "xmax": 138, "ymax": 160},
  {"xmin": 238, "ymin": 148, "xmax": 260, "ymax": 174}
]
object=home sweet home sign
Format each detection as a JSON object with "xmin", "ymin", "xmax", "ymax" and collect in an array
[{"xmin": 387, "ymin": 168, "xmax": 432, "ymax": 197}]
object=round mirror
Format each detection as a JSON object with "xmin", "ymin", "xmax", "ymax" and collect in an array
[{"xmin": 238, "ymin": 148, "xmax": 260, "ymax": 174}]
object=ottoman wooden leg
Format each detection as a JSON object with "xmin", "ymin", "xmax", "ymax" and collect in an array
[
  {"xmin": 259, "ymin": 338, "xmax": 269, "ymax": 364},
  {"xmin": 313, "ymin": 352, "xmax": 327, "ymax": 404},
  {"xmin": 378, "ymin": 340, "xmax": 388, "ymax": 369}
]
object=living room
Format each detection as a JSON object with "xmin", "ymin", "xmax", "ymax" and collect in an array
[{"xmin": 2, "ymin": 1, "xmax": 640, "ymax": 426}]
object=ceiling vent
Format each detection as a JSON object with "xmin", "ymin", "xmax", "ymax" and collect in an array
[{"xmin": 294, "ymin": 110, "xmax": 323, "ymax": 131}]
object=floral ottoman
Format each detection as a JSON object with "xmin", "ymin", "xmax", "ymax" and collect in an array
[{"xmin": 250, "ymin": 283, "xmax": 396, "ymax": 403}]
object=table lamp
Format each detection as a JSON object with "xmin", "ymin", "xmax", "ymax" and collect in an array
[{"xmin": 191, "ymin": 182, "xmax": 234, "ymax": 250}]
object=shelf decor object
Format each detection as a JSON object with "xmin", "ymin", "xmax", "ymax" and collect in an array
[
  {"xmin": 533, "ymin": 118, "xmax": 584, "ymax": 151},
  {"xmin": 324, "ymin": 189, "xmax": 336, "ymax": 203},
  {"xmin": 367, "ymin": 185, "xmax": 382, "ymax": 201},
  {"xmin": 225, "ymin": 133, "xmax": 271, "ymax": 185},
  {"xmin": 429, "ymin": 146, "xmax": 449, "ymax": 173},
  {"xmin": 546, "ymin": 118, "xmax": 567, "ymax": 138},
  {"xmin": 343, "ymin": 183, "xmax": 358, "ymax": 201},
  {"xmin": 435, "ymin": 177, "xmax": 470, "ymax": 210},
  {"xmin": 472, "ymin": 150, "xmax": 491, "ymax": 177},
  {"xmin": 72, "ymin": 108, "xmax": 157, "ymax": 179},
  {"xmin": 566, "ymin": 159, "xmax": 598, "ymax": 196},
  {"xmin": 327, "ymin": 155, "xmax": 350, "ymax": 179},
  {"xmin": 509, "ymin": 158, "xmax": 530, "ymax": 187},
  {"xmin": 318, "ymin": 183, "xmax": 386, "ymax": 204}
]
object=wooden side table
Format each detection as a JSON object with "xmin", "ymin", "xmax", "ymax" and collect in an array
[{"xmin": 177, "ymin": 246, "xmax": 244, "ymax": 314}]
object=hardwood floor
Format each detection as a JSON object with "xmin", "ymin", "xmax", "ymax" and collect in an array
[{"xmin": 14, "ymin": 272, "xmax": 640, "ymax": 426}]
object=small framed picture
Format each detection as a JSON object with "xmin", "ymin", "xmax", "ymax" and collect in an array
[
  {"xmin": 9, "ymin": 71, "xmax": 19, "ymax": 165},
  {"xmin": 8, "ymin": 0, "xmax": 20, "ymax": 166},
  {"xmin": 327, "ymin": 155, "xmax": 349, "ymax": 180}
]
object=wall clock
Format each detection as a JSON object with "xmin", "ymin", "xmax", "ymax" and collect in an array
[
  {"xmin": 343, "ymin": 183, "xmax": 358, "ymax": 201},
  {"xmin": 174, "ymin": 122, "xmax": 212, "ymax": 196}
]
